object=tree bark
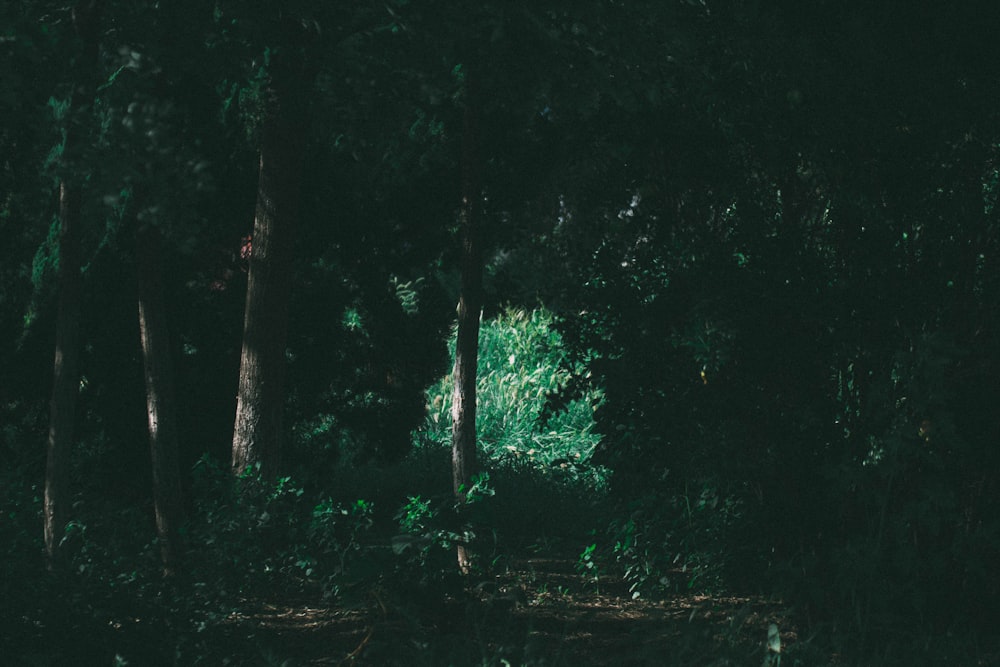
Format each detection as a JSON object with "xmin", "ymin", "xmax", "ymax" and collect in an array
[
  {"xmin": 231, "ymin": 79, "xmax": 304, "ymax": 478},
  {"xmin": 451, "ymin": 64, "xmax": 482, "ymax": 573},
  {"xmin": 44, "ymin": 181, "xmax": 83, "ymax": 566},
  {"xmin": 44, "ymin": 0, "xmax": 101, "ymax": 568},
  {"xmin": 136, "ymin": 222, "xmax": 184, "ymax": 575}
]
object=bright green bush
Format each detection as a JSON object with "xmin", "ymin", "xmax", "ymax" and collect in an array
[{"xmin": 418, "ymin": 307, "xmax": 603, "ymax": 471}]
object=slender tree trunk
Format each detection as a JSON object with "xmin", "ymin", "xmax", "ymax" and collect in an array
[
  {"xmin": 451, "ymin": 65, "xmax": 482, "ymax": 573},
  {"xmin": 136, "ymin": 222, "xmax": 184, "ymax": 575},
  {"xmin": 231, "ymin": 80, "xmax": 304, "ymax": 478},
  {"xmin": 44, "ymin": 181, "xmax": 83, "ymax": 566},
  {"xmin": 44, "ymin": 0, "xmax": 101, "ymax": 568}
]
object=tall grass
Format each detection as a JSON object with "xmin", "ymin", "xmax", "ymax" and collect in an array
[{"xmin": 417, "ymin": 307, "xmax": 602, "ymax": 470}]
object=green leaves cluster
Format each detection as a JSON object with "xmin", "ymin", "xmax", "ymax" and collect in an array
[{"xmin": 420, "ymin": 307, "xmax": 602, "ymax": 471}]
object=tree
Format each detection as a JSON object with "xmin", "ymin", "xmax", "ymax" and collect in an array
[
  {"xmin": 44, "ymin": 182, "xmax": 83, "ymax": 566},
  {"xmin": 392, "ymin": 0, "xmax": 643, "ymax": 569},
  {"xmin": 449, "ymin": 60, "xmax": 483, "ymax": 572},
  {"xmin": 44, "ymin": 0, "xmax": 102, "ymax": 567},
  {"xmin": 537, "ymin": 0, "xmax": 1000, "ymax": 638},
  {"xmin": 79, "ymin": 0, "xmax": 218, "ymax": 571},
  {"xmin": 217, "ymin": 3, "xmax": 459, "ymax": 474},
  {"xmin": 231, "ymin": 43, "xmax": 309, "ymax": 477},
  {"xmin": 136, "ymin": 219, "xmax": 184, "ymax": 575}
]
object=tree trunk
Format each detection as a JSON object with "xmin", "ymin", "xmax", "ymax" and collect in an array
[
  {"xmin": 44, "ymin": 0, "xmax": 101, "ymax": 568},
  {"xmin": 44, "ymin": 181, "xmax": 83, "ymax": 566},
  {"xmin": 451, "ymin": 64, "xmax": 482, "ymax": 573},
  {"xmin": 136, "ymin": 222, "xmax": 184, "ymax": 575},
  {"xmin": 231, "ymin": 82, "xmax": 304, "ymax": 478}
]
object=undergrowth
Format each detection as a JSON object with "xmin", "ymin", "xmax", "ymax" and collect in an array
[
  {"xmin": 421, "ymin": 307, "xmax": 605, "ymax": 473},
  {"xmin": 3, "ymin": 307, "xmax": 998, "ymax": 665}
]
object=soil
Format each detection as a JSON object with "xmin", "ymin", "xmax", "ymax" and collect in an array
[{"xmin": 219, "ymin": 551, "xmax": 797, "ymax": 666}]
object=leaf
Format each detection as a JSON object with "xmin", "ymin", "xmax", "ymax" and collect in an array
[
  {"xmin": 767, "ymin": 623, "xmax": 781, "ymax": 653},
  {"xmin": 391, "ymin": 533, "xmax": 430, "ymax": 555}
]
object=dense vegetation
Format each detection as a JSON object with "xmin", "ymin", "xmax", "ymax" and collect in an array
[{"xmin": 2, "ymin": 1, "xmax": 999, "ymax": 664}]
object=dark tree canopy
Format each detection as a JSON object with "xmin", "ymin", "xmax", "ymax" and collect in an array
[{"xmin": 1, "ymin": 0, "xmax": 998, "ymax": 663}]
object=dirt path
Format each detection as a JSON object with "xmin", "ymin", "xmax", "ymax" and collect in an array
[
  {"xmin": 482, "ymin": 556, "xmax": 793, "ymax": 666},
  {"xmin": 223, "ymin": 555, "xmax": 796, "ymax": 666}
]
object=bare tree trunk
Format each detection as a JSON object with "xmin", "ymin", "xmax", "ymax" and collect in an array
[
  {"xmin": 44, "ymin": 181, "xmax": 83, "ymax": 566},
  {"xmin": 44, "ymin": 0, "xmax": 102, "ymax": 568},
  {"xmin": 451, "ymin": 64, "xmax": 482, "ymax": 573},
  {"xmin": 232, "ymin": 82, "xmax": 304, "ymax": 478},
  {"xmin": 136, "ymin": 222, "xmax": 184, "ymax": 575}
]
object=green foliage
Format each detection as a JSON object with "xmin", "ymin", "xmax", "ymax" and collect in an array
[
  {"xmin": 2, "ymin": 0, "xmax": 999, "ymax": 663},
  {"xmin": 390, "ymin": 495, "xmax": 470, "ymax": 591},
  {"xmin": 803, "ymin": 331, "xmax": 1000, "ymax": 640},
  {"xmin": 189, "ymin": 457, "xmax": 309, "ymax": 591},
  {"xmin": 306, "ymin": 497, "xmax": 377, "ymax": 598},
  {"xmin": 420, "ymin": 307, "xmax": 604, "ymax": 476},
  {"xmin": 588, "ymin": 482, "xmax": 744, "ymax": 602},
  {"xmin": 235, "ymin": 45, "xmax": 272, "ymax": 140},
  {"xmin": 22, "ymin": 216, "xmax": 60, "ymax": 331},
  {"xmin": 575, "ymin": 542, "xmax": 600, "ymax": 589}
]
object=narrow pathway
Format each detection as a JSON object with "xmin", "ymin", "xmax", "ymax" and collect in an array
[{"xmin": 225, "ymin": 555, "xmax": 796, "ymax": 666}]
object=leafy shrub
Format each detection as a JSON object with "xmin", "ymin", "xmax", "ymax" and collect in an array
[
  {"xmin": 597, "ymin": 481, "xmax": 744, "ymax": 600},
  {"xmin": 306, "ymin": 497, "xmax": 378, "ymax": 599},
  {"xmin": 189, "ymin": 456, "xmax": 393, "ymax": 604},
  {"xmin": 187, "ymin": 457, "xmax": 312, "ymax": 595},
  {"xmin": 391, "ymin": 472, "xmax": 496, "ymax": 575},
  {"xmin": 419, "ymin": 307, "xmax": 603, "ymax": 470}
]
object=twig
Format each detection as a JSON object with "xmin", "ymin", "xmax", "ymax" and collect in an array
[{"xmin": 338, "ymin": 589, "xmax": 387, "ymax": 665}]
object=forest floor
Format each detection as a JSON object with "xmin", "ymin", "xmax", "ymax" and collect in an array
[{"xmin": 217, "ymin": 547, "xmax": 798, "ymax": 666}]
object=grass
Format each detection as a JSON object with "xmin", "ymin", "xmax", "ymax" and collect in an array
[{"xmin": 419, "ymin": 307, "xmax": 604, "ymax": 472}]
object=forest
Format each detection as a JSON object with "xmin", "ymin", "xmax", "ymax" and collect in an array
[{"xmin": 2, "ymin": 1, "xmax": 999, "ymax": 665}]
